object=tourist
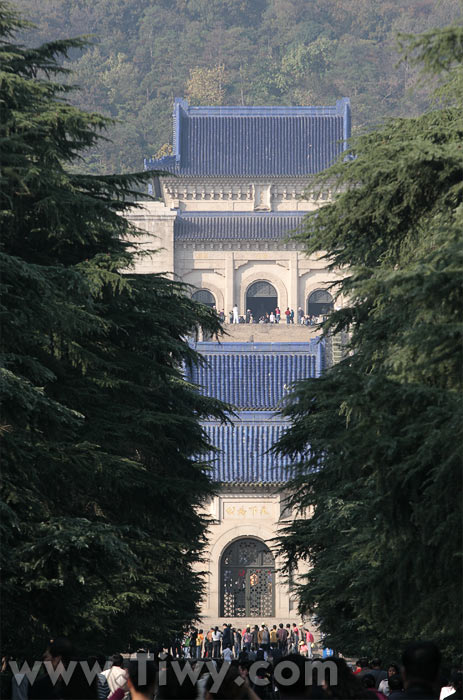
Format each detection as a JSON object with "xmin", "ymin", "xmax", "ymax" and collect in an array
[
  {"xmin": 233, "ymin": 304, "xmax": 239, "ymax": 323},
  {"xmin": 439, "ymin": 672, "xmax": 462, "ymax": 700},
  {"xmin": 401, "ymin": 641, "xmax": 441, "ymax": 699},
  {"xmin": 276, "ymin": 623, "xmax": 288, "ymax": 654},
  {"xmin": 87, "ymin": 654, "xmax": 110, "ymax": 699},
  {"xmin": 290, "ymin": 308, "xmax": 295, "ymax": 324},
  {"xmin": 258, "ymin": 625, "xmax": 270, "ymax": 658},
  {"xmin": 219, "ymin": 310, "xmax": 225, "ymax": 322},
  {"xmin": 358, "ymin": 659, "xmax": 374, "ymax": 679},
  {"xmin": 285, "ymin": 624, "xmax": 293, "ymax": 652},
  {"xmin": 233, "ymin": 628, "xmax": 242, "ymax": 657},
  {"xmin": 205, "ymin": 629, "xmax": 213, "ymax": 658},
  {"xmin": 101, "ymin": 654, "xmax": 128, "ymax": 698},
  {"xmin": 190, "ymin": 629, "xmax": 198, "ymax": 658},
  {"xmin": 205, "ymin": 661, "xmax": 259, "ymax": 700},
  {"xmin": 369, "ymin": 659, "xmax": 388, "ymax": 689},
  {"xmin": 273, "ymin": 653, "xmax": 324, "ymax": 699},
  {"xmin": 9, "ymin": 657, "xmax": 29, "ymax": 700},
  {"xmin": 212, "ymin": 627, "xmax": 222, "ymax": 658},
  {"xmin": 361, "ymin": 673, "xmax": 388, "ymax": 700},
  {"xmin": 269, "ymin": 626, "xmax": 277, "ymax": 652},
  {"xmin": 298, "ymin": 306, "xmax": 304, "ymax": 323},
  {"xmin": 196, "ymin": 629, "xmax": 204, "ymax": 659},
  {"xmin": 246, "ymin": 309, "xmax": 251, "ymax": 323},
  {"xmin": 172, "ymin": 634, "xmax": 183, "ymax": 659},
  {"xmin": 321, "ymin": 657, "xmax": 375, "ymax": 699},
  {"xmin": 388, "ymin": 674, "xmax": 405, "ymax": 699},
  {"xmin": 285, "ymin": 307, "xmax": 291, "ymax": 324},
  {"xmin": 222, "ymin": 646, "xmax": 233, "ymax": 662},
  {"xmin": 378, "ymin": 664, "xmax": 401, "ymax": 696},
  {"xmin": 183, "ymin": 632, "xmax": 191, "ymax": 658},
  {"xmin": 291, "ymin": 623, "xmax": 299, "ymax": 653},
  {"xmin": 275, "ymin": 307, "xmax": 281, "ymax": 323},
  {"xmin": 222, "ymin": 624, "xmax": 232, "ymax": 651},
  {"xmin": 243, "ymin": 627, "xmax": 252, "ymax": 653},
  {"xmin": 251, "ymin": 625, "xmax": 259, "ymax": 651},
  {"xmin": 150, "ymin": 659, "xmax": 189, "ymax": 700},
  {"xmin": 29, "ymin": 637, "xmax": 77, "ymax": 700},
  {"xmin": 269, "ymin": 311, "xmax": 275, "ymax": 323}
]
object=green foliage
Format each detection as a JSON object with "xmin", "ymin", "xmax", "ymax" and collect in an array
[
  {"xmin": 186, "ymin": 64, "xmax": 227, "ymax": 105},
  {"xmin": 11, "ymin": 0, "xmax": 463, "ymax": 172},
  {"xmin": 275, "ymin": 24, "xmax": 463, "ymax": 659},
  {"xmin": 0, "ymin": 2, "xmax": 227, "ymax": 656}
]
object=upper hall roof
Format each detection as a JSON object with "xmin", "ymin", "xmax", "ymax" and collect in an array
[{"xmin": 145, "ymin": 98, "xmax": 351, "ymax": 177}]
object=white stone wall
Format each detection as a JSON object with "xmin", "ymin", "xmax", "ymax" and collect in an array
[
  {"xmin": 125, "ymin": 178, "xmax": 343, "ymax": 315},
  {"xmin": 196, "ymin": 490, "xmax": 303, "ymax": 629},
  {"xmin": 124, "ymin": 177, "xmax": 341, "ymax": 636},
  {"xmin": 126, "ymin": 201, "xmax": 176, "ymax": 278}
]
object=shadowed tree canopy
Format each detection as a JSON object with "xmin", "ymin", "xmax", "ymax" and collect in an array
[
  {"xmin": 0, "ymin": 2, "xmax": 227, "ymax": 655},
  {"xmin": 275, "ymin": 23, "xmax": 463, "ymax": 659}
]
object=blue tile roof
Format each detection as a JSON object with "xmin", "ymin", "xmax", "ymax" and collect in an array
[
  {"xmin": 203, "ymin": 412, "xmax": 294, "ymax": 483},
  {"xmin": 189, "ymin": 341, "xmax": 323, "ymax": 483},
  {"xmin": 175, "ymin": 212, "xmax": 306, "ymax": 241},
  {"xmin": 145, "ymin": 98, "xmax": 351, "ymax": 176},
  {"xmin": 188, "ymin": 348, "xmax": 320, "ymax": 409}
]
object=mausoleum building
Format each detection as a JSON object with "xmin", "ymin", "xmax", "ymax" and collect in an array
[{"xmin": 127, "ymin": 97, "xmax": 351, "ymax": 628}]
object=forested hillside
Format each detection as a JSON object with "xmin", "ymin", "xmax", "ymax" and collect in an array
[{"xmin": 13, "ymin": 0, "xmax": 462, "ymax": 174}]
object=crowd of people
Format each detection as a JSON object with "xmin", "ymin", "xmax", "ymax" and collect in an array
[
  {"xmin": 171, "ymin": 623, "xmax": 315, "ymax": 660},
  {"xmin": 2, "ymin": 636, "xmax": 461, "ymax": 700},
  {"xmin": 217, "ymin": 306, "xmax": 327, "ymax": 326}
]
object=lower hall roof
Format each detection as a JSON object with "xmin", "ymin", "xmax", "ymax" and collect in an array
[
  {"xmin": 190, "ymin": 341, "xmax": 322, "ymax": 484},
  {"xmin": 174, "ymin": 212, "xmax": 306, "ymax": 241}
]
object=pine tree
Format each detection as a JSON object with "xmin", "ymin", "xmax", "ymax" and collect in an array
[
  {"xmin": 276, "ymin": 25, "xmax": 463, "ymax": 658},
  {"xmin": 0, "ymin": 2, "xmax": 226, "ymax": 655}
]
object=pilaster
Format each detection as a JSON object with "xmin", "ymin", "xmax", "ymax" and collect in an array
[
  {"xmin": 224, "ymin": 251, "xmax": 235, "ymax": 314},
  {"xmin": 289, "ymin": 251, "xmax": 299, "ymax": 311}
]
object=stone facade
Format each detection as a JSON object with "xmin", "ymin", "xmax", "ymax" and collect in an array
[
  {"xmin": 126, "ymin": 98, "xmax": 350, "ymax": 633},
  {"xmin": 198, "ymin": 485, "xmax": 300, "ymax": 629},
  {"xmin": 127, "ymin": 190, "xmax": 344, "ymax": 317}
]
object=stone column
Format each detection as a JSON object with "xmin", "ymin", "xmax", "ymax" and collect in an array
[
  {"xmin": 224, "ymin": 251, "xmax": 234, "ymax": 318},
  {"xmin": 289, "ymin": 251, "xmax": 299, "ymax": 312}
]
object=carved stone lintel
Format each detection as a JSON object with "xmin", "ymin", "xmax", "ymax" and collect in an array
[{"xmin": 253, "ymin": 184, "xmax": 271, "ymax": 211}]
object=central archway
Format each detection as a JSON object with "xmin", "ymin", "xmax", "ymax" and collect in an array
[
  {"xmin": 246, "ymin": 280, "xmax": 278, "ymax": 320},
  {"xmin": 221, "ymin": 538, "xmax": 275, "ymax": 617}
]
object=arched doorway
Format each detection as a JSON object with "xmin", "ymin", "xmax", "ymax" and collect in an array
[
  {"xmin": 221, "ymin": 538, "xmax": 275, "ymax": 617},
  {"xmin": 307, "ymin": 289, "xmax": 333, "ymax": 316},
  {"xmin": 246, "ymin": 281, "xmax": 278, "ymax": 320},
  {"xmin": 192, "ymin": 289, "xmax": 216, "ymax": 308}
]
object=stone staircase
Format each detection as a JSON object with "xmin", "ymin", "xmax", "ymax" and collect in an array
[
  {"xmin": 199, "ymin": 323, "xmax": 348, "ymax": 365},
  {"xmin": 215, "ymin": 323, "xmax": 321, "ymax": 343}
]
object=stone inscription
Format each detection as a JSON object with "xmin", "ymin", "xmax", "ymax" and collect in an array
[{"xmin": 223, "ymin": 502, "xmax": 272, "ymax": 519}]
